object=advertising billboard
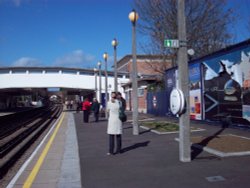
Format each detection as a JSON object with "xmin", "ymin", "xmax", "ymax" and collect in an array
[
  {"xmin": 165, "ymin": 63, "xmax": 202, "ymax": 120},
  {"xmin": 189, "ymin": 63, "xmax": 202, "ymax": 120},
  {"xmin": 202, "ymin": 46, "xmax": 250, "ymax": 125}
]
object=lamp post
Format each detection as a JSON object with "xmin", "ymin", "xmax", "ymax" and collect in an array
[
  {"xmin": 97, "ymin": 61, "xmax": 102, "ymax": 104},
  {"xmin": 103, "ymin": 52, "xmax": 108, "ymax": 119},
  {"xmin": 129, "ymin": 9, "xmax": 139, "ymax": 135},
  {"xmin": 94, "ymin": 68, "xmax": 98, "ymax": 97},
  {"xmin": 112, "ymin": 38, "xmax": 118, "ymax": 92}
]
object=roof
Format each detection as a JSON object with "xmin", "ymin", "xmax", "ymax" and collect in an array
[
  {"xmin": 0, "ymin": 66, "xmax": 130, "ymax": 77},
  {"xmin": 121, "ymin": 76, "xmax": 162, "ymax": 88},
  {"xmin": 189, "ymin": 38, "xmax": 250, "ymax": 64},
  {"xmin": 117, "ymin": 54, "xmax": 173, "ymax": 68},
  {"xmin": 164, "ymin": 38, "xmax": 250, "ymax": 73}
]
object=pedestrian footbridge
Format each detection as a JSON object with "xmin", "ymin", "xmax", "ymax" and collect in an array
[
  {"xmin": 0, "ymin": 67, "xmax": 128, "ymax": 91},
  {"xmin": 0, "ymin": 67, "xmax": 129, "ymax": 109}
]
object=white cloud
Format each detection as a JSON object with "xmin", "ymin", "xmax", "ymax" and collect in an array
[
  {"xmin": 12, "ymin": 57, "xmax": 41, "ymax": 67},
  {"xmin": 54, "ymin": 50, "xmax": 95, "ymax": 68}
]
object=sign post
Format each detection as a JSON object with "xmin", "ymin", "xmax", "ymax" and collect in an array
[
  {"xmin": 165, "ymin": 0, "xmax": 191, "ymax": 162},
  {"xmin": 176, "ymin": 0, "xmax": 191, "ymax": 162}
]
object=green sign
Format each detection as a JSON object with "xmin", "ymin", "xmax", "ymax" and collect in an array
[{"xmin": 164, "ymin": 39, "xmax": 179, "ymax": 48}]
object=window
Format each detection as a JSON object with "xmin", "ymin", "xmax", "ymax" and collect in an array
[
  {"xmin": 12, "ymin": 69, "xmax": 26, "ymax": 74},
  {"xmin": 0, "ymin": 70, "xmax": 9, "ymax": 74},
  {"xmin": 62, "ymin": 70, "xmax": 77, "ymax": 74},
  {"xmin": 46, "ymin": 69, "xmax": 59, "ymax": 74},
  {"xmin": 79, "ymin": 71, "xmax": 93, "ymax": 76},
  {"xmin": 138, "ymin": 88, "xmax": 144, "ymax": 97},
  {"xmin": 29, "ymin": 70, "xmax": 43, "ymax": 74}
]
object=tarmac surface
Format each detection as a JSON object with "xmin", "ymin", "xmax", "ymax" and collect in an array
[{"xmin": 75, "ymin": 112, "xmax": 250, "ymax": 188}]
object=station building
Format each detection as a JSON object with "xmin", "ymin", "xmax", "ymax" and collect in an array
[{"xmin": 117, "ymin": 54, "xmax": 173, "ymax": 113}]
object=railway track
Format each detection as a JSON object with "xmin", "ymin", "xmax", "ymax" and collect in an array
[{"xmin": 0, "ymin": 104, "xmax": 63, "ymax": 178}]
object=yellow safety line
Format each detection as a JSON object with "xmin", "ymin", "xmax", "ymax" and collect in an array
[{"xmin": 23, "ymin": 112, "xmax": 65, "ymax": 188}]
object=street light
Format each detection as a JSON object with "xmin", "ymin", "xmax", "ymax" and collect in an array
[
  {"xmin": 93, "ymin": 68, "xmax": 98, "ymax": 97},
  {"xmin": 97, "ymin": 61, "xmax": 102, "ymax": 104},
  {"xmin": 103, "ymin": 52, "xmax": 108, "ymax": 119},
  {"xmin": 112, "ymin": 38, "xmax": 118, "ymax": 92},
  {"xmin": 129, "ymin": 9, "xmax": 139, "ymax": 135}
]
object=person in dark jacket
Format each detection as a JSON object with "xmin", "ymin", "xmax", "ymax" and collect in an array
[
  {"xmin": 91, "ymin": 98, "xmax": 100, "ymax": 122},
  {"xmin": 82, "ymin": 98, "xmax": 91, "ymax": 123},
  {"xmin": 117, "ymin": 92, "xmax": 126, "ymax": 111}
]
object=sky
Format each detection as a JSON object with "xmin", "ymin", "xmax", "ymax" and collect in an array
[{"xmin": 0, "ymin": 0, "xmax": 249, "ymax": 70}]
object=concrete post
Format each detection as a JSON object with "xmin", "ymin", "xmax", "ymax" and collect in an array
[{"xmin": 177, "ymin": 0, "xmax": 191, "ymax": 162}]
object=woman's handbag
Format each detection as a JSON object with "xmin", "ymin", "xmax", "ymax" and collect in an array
[{"xmin": 119, "ymin": 108, "xmax": 127, "ymax": 122}]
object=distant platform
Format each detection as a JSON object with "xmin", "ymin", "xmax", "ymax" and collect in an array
[{"xmin": 0, "ymin": 107, "xmax": 34, "ymax": 116}]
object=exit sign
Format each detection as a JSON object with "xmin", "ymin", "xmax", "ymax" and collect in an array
[{"xmin": 164, "ymin": 39, "xmax": 179, "ymax": 48}]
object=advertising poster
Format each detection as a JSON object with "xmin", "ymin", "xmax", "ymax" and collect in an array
[
  {"xmin": 189, "ymin": 63, "xmax": 202, "ymax": 120},
  {"xmin": 242, "ymin": 51, "xmax": 250, "ymax": 122},
  {"xmin": 166, "ymin": 65, "xmax": 202, "ymax": 120},
  {"xmin": 202, "ymin": 46, "xmax": 250, "ymax": 125},
  {"xmin": 165, "ymin": 68, "xmax": 177, "ymax": 115}
]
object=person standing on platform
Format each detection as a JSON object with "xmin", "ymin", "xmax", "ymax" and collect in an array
[
  {"xmin": 91, "ymin": 98, "xmax": 100, "ymax": 122},
  {"xmin": 106, "ymin": 92, "xmax": 122, "ymax": 155},
  {"xmin": 82, "ymin": 98, "xmax": 91, "ymax": 123},
  {"xmin": 117, "ymin": 92, "xmax": 126, "ymax": 112}
]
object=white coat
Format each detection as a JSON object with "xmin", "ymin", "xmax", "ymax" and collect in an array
[{"xmin": 107, "ymin": 99, "xmax": 122, "ymax": 135}]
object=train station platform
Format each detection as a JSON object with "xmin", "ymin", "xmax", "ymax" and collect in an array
[
  {"xmin": 5, "ymin": 111, "xmax": 250, "ymax": 188},
  {"xmin": 74, "ymin": 112, "xmax": 250, "ymax": 188},
  {"xmin": 5, "ymin": 112, "xmax": 81, "ymax": 188}
]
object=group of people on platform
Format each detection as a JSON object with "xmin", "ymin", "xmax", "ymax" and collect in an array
[
  {"xmin": 81, "ymin": 97, "xmax": 100, "ymax": 123},
  {"xmin": 81, "ymin": 92, "xmax": 126, "ymax": 155}
]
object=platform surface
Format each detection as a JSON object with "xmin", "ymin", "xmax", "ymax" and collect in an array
[{"xmin": 5, "ymin": 111, "xmax": 250, "ymax": 188}]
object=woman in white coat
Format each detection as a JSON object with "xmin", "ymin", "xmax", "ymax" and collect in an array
[{"xmin": 106, "ymin": 92, "xmax": 122, "ymax": 155}]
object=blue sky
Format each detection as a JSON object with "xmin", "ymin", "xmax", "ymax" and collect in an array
[{"xmin": 0, "ymin": 0, "xmax": 249, "ymax": 70}]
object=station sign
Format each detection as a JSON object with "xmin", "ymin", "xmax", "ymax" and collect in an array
[{"xmin": 164, "ymin": 39, "xmax": 179, "ymax": 48}]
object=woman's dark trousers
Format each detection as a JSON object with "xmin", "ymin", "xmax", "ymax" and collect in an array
[{"xmin": 109, "ymin": 134, "xmax": 122, "ymax": 154}]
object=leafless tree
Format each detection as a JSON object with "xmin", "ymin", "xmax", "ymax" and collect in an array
[{"xmin": 134, "ymin": 0, "xmax": 234, "ymax": 63}]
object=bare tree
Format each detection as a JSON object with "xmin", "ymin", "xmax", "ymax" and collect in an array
[{"xmin": 134, "ymin": 0, "xmax": 234, "ymax": 61}]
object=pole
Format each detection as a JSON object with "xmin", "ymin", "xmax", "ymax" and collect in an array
[
  {"xmin": 105, "ymin": 58, "xmax": 108, "ymax": 119},
  {"xmin": 131, "ymin": 20, "xmax": 139, "ymax": 135},
  {"xmin": 99, "ymin": 64, "xmax": 102, "ymax": 104},
  {"xmin": 177, "ymin": 0, "xmax": 191, "ymax": 162},
  {"xmin": 95, "ymin": 71, "xmax": 97, "ymax": 97},
  {"xmin": 114, "ymin": 45, "xmax": 118, "ymax": 92}
]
